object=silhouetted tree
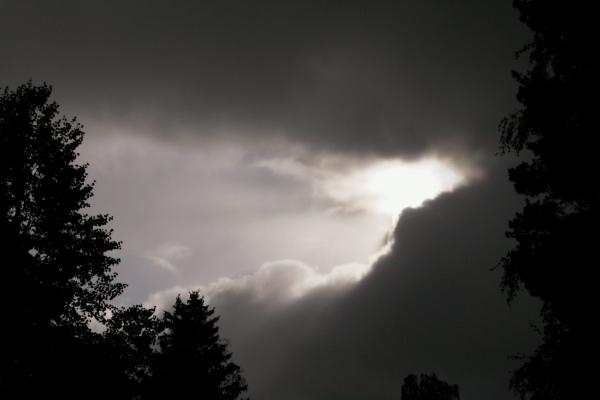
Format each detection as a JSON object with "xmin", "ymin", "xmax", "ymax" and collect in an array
[
  {"xmin": 0, "ymin": 82, "xmax": 125, "ymax": 397},
  {"xmin": 401, "ymin": 373, "xmax": 459, "ymax": 400},
  {"xmin": 499, "ymin": 1, "xmax": 599, "ymax": 399},
  {"xmin": 144, "ymin": 291, "xmax": 248, "ymax": 400},
  {"xmin": 101, "ymin": 305, "xmax": 161, "ymax": 399},
  {"xmin": 0, "ymin": 82, "xmax": 250, "ymax": 398}
]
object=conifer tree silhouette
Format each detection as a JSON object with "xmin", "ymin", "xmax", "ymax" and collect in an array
[{"xmin": 145, "ymin": 291, "xmax": 248, "ymax": 400}]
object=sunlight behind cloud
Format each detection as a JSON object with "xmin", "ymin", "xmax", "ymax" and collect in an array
[
  {"xmin": 323, "ymin": 159, "xmax": 466, "ymax": 216},
  {"xmin": 258, "ymin": 156, "xmax": 469, "ymax": 218},
  {"xmin": 83, "ymin": 131, "xmax": 474, "ymax": 309}
]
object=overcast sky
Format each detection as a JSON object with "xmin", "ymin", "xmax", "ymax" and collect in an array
[{"xmin": 1, "ymin": 1, "xmax": 540, "ymax": 399}]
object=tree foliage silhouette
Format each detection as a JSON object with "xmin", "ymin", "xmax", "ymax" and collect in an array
[
  {"xmin": 1, "ymin": 82, "xmax": 250, "ymax": 398},
  {"xmin": 0, "ymin": 81, "xmax": 127, "ymax": 396},
  {"xmin": 145, "ymin": 291, "xmax": 248, "ymax": 400},
  {"xmin": 102, "ymin": 305, "xmax": 161, "ymax": 398},
  {"xmin": 401, "ymin": 373, "xmax": 459, "ymax": 400},
  {"xmin": 499, "ymin": 1, "xmax": 599, "ymax": 399}
]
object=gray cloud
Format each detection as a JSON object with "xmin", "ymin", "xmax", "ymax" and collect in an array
[
  {"xmin": 179, "ymin": 164, "xmax": 540, "ymax": 400},
  {"xmin": 1, "ymin": 0, "xmax": 527, "ymax": 157},
  {"xmin": 80, "ymin": 131, "xmax": 391, "ymax": 288},
  {"xmin": 0, "ymin": 2, "xmax": 538, "ymax": 399}
]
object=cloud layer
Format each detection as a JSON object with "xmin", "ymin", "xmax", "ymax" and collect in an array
[
  {"xmin": 1, "ymin": 0, "xmax": 526, "ymax": 158},
  {"xmin": 0, "ymin": 2, "xmax": 538, "ymax": 399},
  {"xmin": 146, "ymin": 166, "xmax": 539, "ymax": 400}
]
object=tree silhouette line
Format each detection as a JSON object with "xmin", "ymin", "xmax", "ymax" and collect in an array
[
  {"xmin": 401, "ymin": 373, "xmax": 459, "ymax": 400},
  {"xmin": 0, "ymin": 82, "xmax": 247, "ymax": 399},
  {"xmin": 498, "ymin": 1, "xmax": 599, "ymax": 399}
]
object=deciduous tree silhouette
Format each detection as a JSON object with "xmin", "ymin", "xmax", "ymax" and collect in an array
[
  {"xmin": 499, "ymin": 1, "xmax": 599, "ymax": 399},
  {"xmin": 1, "ymin": 82, "xmax": 251, "ymax": 399},
  {"xmin": 144, "ymin": 291, "xmax": 248, "ymax": 399},
  {"xmin": 0, "ymin": 81, "xmax": 126, "ymax": 397},
  {"xmin": 102, "ymin": 305, "xmax": 161, "ymax": 398},
  {"xmin": 401, "ymin": 373, "xmax": 459, "ymax": 400}
]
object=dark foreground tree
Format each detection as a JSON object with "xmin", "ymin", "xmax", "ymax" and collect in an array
[
  {"xmin": 101, "ymin": 305, "xmax": 161, "ymax": 398},
  {"xmin": 499, "ymin": 1, "xmax": 599, "ymax": 399},
  {"xmin": 0, "ymin": 82, "xmax": 250, "ymax": 398},
  {"xmin": 144, "ymin": 291, "xmax": 248, "ymax": 400},
  {"xmin": 401, "ymin": 373, "xmax": 459, "ymax": 400},
  {"xmin": 0, "ymin": 81, "xmax": 126, "ymax": 397}
]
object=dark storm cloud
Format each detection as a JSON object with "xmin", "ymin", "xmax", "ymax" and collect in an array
[
  {"xmin": 208, "ymin": 163, "xmax": 540, "ymax": 400},
  {"xmin": 0, "ymin": 0, "xmax": 526, "ymax": 157},
  {"xmin": 1, "ymin": 2, "xmax": 539, "ymax": 399}
]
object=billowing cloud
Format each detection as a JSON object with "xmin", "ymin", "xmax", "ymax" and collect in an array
[
  {"xmin": 143, "ymin": 166, "xmax": 540, "ymax": 400},
  {"xmin": 1, "ymin": 2, "xmax": 538, "ymax": 399},
  {"xmin": 146, "ymin": 258, "xmax": 373, "ymax": 311}
]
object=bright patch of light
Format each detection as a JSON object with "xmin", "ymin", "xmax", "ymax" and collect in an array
[
  {"xmin": 320, "ymin": 158, "xmax": 466, "ymax": 217},
  {"xmin": 257, "ymin": 156, "xmax": 469, "ymax": 218}
]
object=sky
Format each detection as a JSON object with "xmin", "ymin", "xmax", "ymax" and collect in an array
[{"xmin": 1, "ymin": 1, "xmax": 541, "ymax": 399}]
